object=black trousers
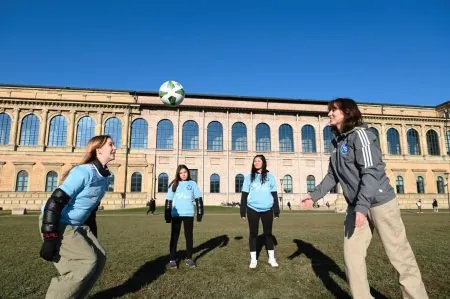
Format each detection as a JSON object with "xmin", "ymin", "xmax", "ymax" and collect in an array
[
  {"xmin": 247, "ymin": 207, "xmax": 274, "ymax": 252},
  {"xmin": 169, "ymin": 216, "xmax": 194, "ymax": 260}
]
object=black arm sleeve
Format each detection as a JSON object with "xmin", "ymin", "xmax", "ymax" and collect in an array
[
  {"xmin": 41, "ymin": 188, "xmax": 71, "ymax": 234},
  {"xmin": 240, "ymin": 192, "xmax": 248, "ymax": 218},
  {"xmin": 271, "ymin": 192, "xmax": 280, "ymax": 217},
  {"xmin": 164, "ymin": 200, "xmax": 172, "ymax": 223},
  {"xmin": 195, "ymin": 197, "xmax": 204, "ymax": 216},
  {"xmin": 84, "ymin": 204, "xmax": 99, "ymax": 237}
]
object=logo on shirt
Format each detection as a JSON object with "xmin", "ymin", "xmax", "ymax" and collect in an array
[
  {"xmin": 186, "ymin": 185, "xmax": 192, "ymax": 190},
  {"xmin": 340, "ymin": 144, "xmax": 349, "ymax": 156}
]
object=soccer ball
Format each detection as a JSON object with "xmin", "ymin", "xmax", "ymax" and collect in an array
[{"xmin": 159, "ymin": 80, "xmax": 185, "ymax": 106}]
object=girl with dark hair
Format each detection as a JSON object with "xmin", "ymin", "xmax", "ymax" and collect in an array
[
  {"xmin": 39, "ymin": 135, "xmax": 116, "ymax": 299},
  {"xmin": 302, "ymin": 98, "xmax": 428, "ymax": 298},
  {"xmin": 165, "ymin": 164, "xmax": 203, "ymax": 269},
  {"xmin": 240, "ymin": 155, "xmax": 280, "ymax": 269}
]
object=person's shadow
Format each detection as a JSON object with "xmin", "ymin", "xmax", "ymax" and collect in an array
[
  {"xmin": 288, "ymin": 239, "xmax": 387, "ymax": 299},
  {"xmin": 90, "ymin": 235, "xmax": 229, "ymax": 299},
  {"xmin": 256, "ymin": 234, "xmax": 278, "ymax": 259}
]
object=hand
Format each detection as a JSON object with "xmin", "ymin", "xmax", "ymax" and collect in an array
[
  {"xmin": 197, "ymin": 214, "xmax": 203, "ymax": 222},
  {"xmin": 301, "ymin": 197, "xmax": 313, "ymax": 208},
  {"xmin": 355, "ymin": 212, "xmax": 366, "ymax": 228},
  {"xmin": 40, "ymin": 237, "xmax": 59, "ymax": 262}
]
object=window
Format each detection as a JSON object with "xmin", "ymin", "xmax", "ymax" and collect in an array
[
  {"xmin": 156, "ymin": 119, "xmax": 173, "ymax": 149},
  {"xmin": 190, "ymin": 169, "xmax": 198, "ymax": 183},
  {"xmin": 235, "ymin": 174, "xmax": 244, "ymax": 193},
  {"xmin": 323, "ymin": 126, "xmax": 333, "ymax": 153},
  {"xmin": 282, "ymin": 175, "xmax": 293, "ymax": 193},
  {"xmin": 416, "ymin": 176, "xmax": 425, "ymax": 194},
  {"xmin": 130, "ymin": 118, "xmax": 148, "ymax": 149},
  {"xmin": 307, "ymin": 175, "xmax": 315, "ymax": 192},
  {"xmin": 20, "ymin": 114, "xmax": 40, "ymax": 146},
  {"xmin": 256, "ymin": 123, "xmax": 271, "ymax": 152},
  {"xmin": 387, "ymin": 128, "xmax": 401, "ymax": 155},
  {"xmin": 158, "ymin": 173, "xmax": 169, "ymax": 192},
  {"xmin": 104, "ymin": 117, "xmax": 122, "ymax": 148},
  {"xmin": 368, "ymin": 127, "xmax": 380, "ymax": 147},
  {"xmin": 131, "ymin": 172, "xmax": 142, "ymax": 192},
  {"xmin": 396, "ymin": 176, "xmax": 404, "ymax": 194},
  {"xmin": 437, "ymin": 176, "xmax": 445, "ymax": 194},
  {"xmin": 210, "ymin": 174, "xmax": 220, "ymax": 193},
  {"xmin": 446, "ymin": 130, "xmax": 450, "ymax": 156},
  {"xmin": 0, "ymin": 112, "xmax": 12, "ymax": 145},
  {"xmin": 48, "ymin": 115, "xmax": 67, "ymax": 147},
  {"xmin": 426, "ymin": 130, "xmax": 440, "ymax": 156},
  {"xmin": 279, "ymin": 124, "xmax": 294, "ymax": 152},
  {"xmin": 76, "ymin": 116, "xmax": 95, "ymax": 148},
  {"xmin": 302, "ymin": 125, "xmax": 316, "ymax": 153},
  {"xmin": 207, "ymin": 121, "xmax": 223, "ymax": 150},
  {"xmin": 108, "ymin": 173, "xmax": 115, "ymax": 192},
  {"xmin": 16, "ymin": 170, "xmax": 28, "ymax": 192},
  {"xmin": 407, "ymin": 129, "xmax": 421, "ymax": 155},
  {"xmin": 232, "ymin": 122, "xmax": 247, "ymax": 151},
  {"xmin": 182, "ymin": 120, "xmax": 199, "ymax": 150},
  {"xmin": 45, "ymin": 171, "xmax": 58, "ymax": 192}
]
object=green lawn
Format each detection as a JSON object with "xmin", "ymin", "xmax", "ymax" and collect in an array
[{"xmin": 1, "ymin": 208, "xmax": 449, "ymax": 298}]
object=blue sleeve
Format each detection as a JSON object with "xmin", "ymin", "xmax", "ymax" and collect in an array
[
  {"xmin": 193, "ymin": 182, "xmax": 201, "ymax": 198},
  {"xmin": 59, "ymin": 166, "xmax": 89, "ymax": 199},
  {"xmin": 269, "ymin": 174, "xmax": 277, "ymax": 192},
  {"xmin": 167, "ymin": 185, "xmax": 174, "ymax": 201},
  {"xmin": 242, "ymin": 175, "xmax": 250, "ymax": 193}
]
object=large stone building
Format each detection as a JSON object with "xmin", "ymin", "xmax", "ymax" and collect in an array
[{"xmin": 1, "ymin": 84, "xmax": 449, "ymax": 211}]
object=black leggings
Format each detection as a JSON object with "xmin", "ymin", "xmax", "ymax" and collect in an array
[
  {"xmin": 247, "ymin": 207, "xmax": 274, "ymax": 252},
  {"xmin": 169, "ymin": 217, "xmax": 194, "ymax": 260}
]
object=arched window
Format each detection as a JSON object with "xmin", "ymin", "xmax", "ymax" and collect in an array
[
  {"xmin": 182, "ymin": 120, "xmax": 199, "ymax": 150},
  {"xmin": 158, "ymin": 173, "xmax": 169, "ymax": 192},
  {"xmin": 306, "ymin": 175, "xmax": 315, "ymax": 192},
  {"xmin": 407, "ymin": 129, "xmax": 421, "ymax": 155},
  {"xmin": 108, "ymin": 173, "xmax": 115, "ymax": 192},
  {"xmin": 210, "ymin": 174, "xmax": 220, "ymax": 193},
  {"xmin": 302, "ymin": 125, "xmax": 316, "ymax": 153},
  {"xmin": 235, "ymin": 174, "xmax": 244, "ymax": 193},
  {"xmin": 426, "ymin": 130, "xmax": 440, "ymax": 156},
  {"xmin": 323, "ymin": 126, "xmax": 333, "ymax": 153},
  {"xmin": 416, "ymin": 176, "xmax": 425, "ymax": 194},
  {"xmin": 437, "ymin": 176, "xmax": 445, "ymax": 194},
  {"xmin": 232, "ymin": 122, "xmax": 247, "ymax": 151},
  {"xmin": 256, "ymin": 123, "xmax": 271, "ymax": 152},
  {"xmin": 207, "ymin": 121, "xmax": 223, "ymax": 150},
  {"xmin": 368, "ymin": 127, "xmax": 380, "ymax": 147},
  {"xmin": 48, "ymin": 115, "xmax": 67, "ymax": 147},
  {"xmin": 279, "ymin": 124, "xmax": 294, "ymax": 152},
  {"xmin": 131, "ymin": 172, "xmax": 142, "ymax": 192},
  {"xmin": 396, "ymin": 176, "xmax": 404, "ymax": 194},
  {"xmin": 130, "ymin": 118, "xmax": 148, "ymax": 148},
  {"xmin": 45, "ymin": 171, "xmax": 58, "ymax": 192},
  {"xmin": 20, "ymin": 114, "xmax": 40, "ymax": 146},
  {"xmin": 387, "ymin": 128, "xmax": 401, "ymax": 155},
  {"xmin": 281, "ymin": 175, "xmax": 293, "ymax": 193},
  {"xmin": 76, "ymin": 116, "xmax": 95, "ymax": 148},
  {"xmin": 156, "ymin": 119, "xmax": 173, "ymax": 149},
  {"xmin": 104, "ymin": 117, "xmax": 122, "ymax": 148},
  {"xmin": 16, "ymin": 170, "xmax": 29, "ymax": 192},
  {"xmin": 0, "ymin": 113, "xmax": 11, "ymax": 145}
]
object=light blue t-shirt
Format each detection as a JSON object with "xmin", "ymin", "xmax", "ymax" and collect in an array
[
  {"xmin": 41, "ymin": 164, "xmax": 110, "ymax": 226},
  {"xmin": 167, "ymin": 180, "xmax": 201, "ymax": 217},
  {"xmin": 242, "ymin": 172, "xmax": 277, "ymax": 212}
]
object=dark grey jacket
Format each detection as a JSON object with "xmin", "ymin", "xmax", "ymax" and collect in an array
[{"xmin": 309, "ymin": 125, "xmax": 395, "ymax": 215}]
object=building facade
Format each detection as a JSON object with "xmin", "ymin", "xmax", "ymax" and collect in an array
[{"xmin": 1, "ymin": 84, "xmax": 450, "ymax": 211}]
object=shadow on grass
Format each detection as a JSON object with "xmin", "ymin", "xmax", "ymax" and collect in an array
[
  {"xmin": 90, "ymin": 235, "xmax": 229, "ymax": 299},
  {"xmin": 256, "ymin": 234, "xmax": 278, "ymax": 259},
  {"xmin": 288, "ymin": 239, "xmax": 387, "ymax": 299}
]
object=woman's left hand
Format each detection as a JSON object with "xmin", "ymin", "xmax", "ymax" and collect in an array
[{"xmin": 355, "ymin": 211, "xmax": 366, "ymax": 228}]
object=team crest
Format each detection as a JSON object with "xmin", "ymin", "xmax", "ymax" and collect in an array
[
  {"xmin": 340, "ymin": 144, "xmax": 349, "ymax": 156},
  {"xmin": 186, "ymin": 185, "xmax": 192, "ymax": 190}
]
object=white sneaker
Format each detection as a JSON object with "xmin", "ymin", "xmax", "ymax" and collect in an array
[
  {"xmin": 268, "ymin": 258, "xmax": 279, "ymax": 268},
  {"xmin": 249, "ymin": 260, "xmax": 257, "ymax": 269}
]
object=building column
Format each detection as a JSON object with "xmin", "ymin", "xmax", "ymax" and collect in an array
[
  {"xmin": 420, "ymin": 125, "xmax": 428, "ymax": 157},
  {"xmin": 96, "ymin": 112, "xmax": 104, "ymax": 135},
  {"xmin": 122, "ymin": 111, "xmax": 130, "ymax": 149},
  {"xmin": 439, "ymin": 125, "xmax": 447, "ymax": 157},
  {"xmin": 9, "ymin": 108, "xmax": 20, "ymax": 149},
  {"xmin": 400, "ymin": 124, "xmax": 407, "ymax": 156},
  {"xmin": 38, "ymin": 109, "xmax": 49, "ymax": 149},
  {"xmin": 67, "ymin": 110, "xmax": 76, "ymax": 150},
  {"xmin": 380, "ymin": 123, "xmax": 388, "ymax": 156}
]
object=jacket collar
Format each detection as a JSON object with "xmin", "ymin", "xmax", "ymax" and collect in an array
[{"xmin": 93, "ymin": 159, "xmax": 111, "ymax": 177}]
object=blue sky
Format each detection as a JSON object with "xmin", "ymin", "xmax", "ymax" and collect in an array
[{"xmin": 1, "ymin": 1, "xmax": 449, "ymax": 105}]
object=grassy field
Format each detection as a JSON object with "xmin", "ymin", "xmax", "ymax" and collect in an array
[{"xmin": 1, "ymin": 207, "xmax": 449, "ymax": 298}]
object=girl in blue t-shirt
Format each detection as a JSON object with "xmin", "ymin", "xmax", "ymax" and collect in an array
[
  {"xmin": 240, "ymin": 155, "xmax": 280, "ymax": 269},
  {"xmin": 39, "ymin": 135, "xmax": 116, "ymax": 298},
  {"xmin": 165, "ymin": 164, "xmax": 204, "ymax": 269}
]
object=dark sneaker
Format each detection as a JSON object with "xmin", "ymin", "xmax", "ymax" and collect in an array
[
  {"xmin": 167, "ymin": 260, "xmax": 177, "ymax": 270},
  {"xmin": 185, "ymin": 259, "xmax": 196, "ymax": 269}
]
